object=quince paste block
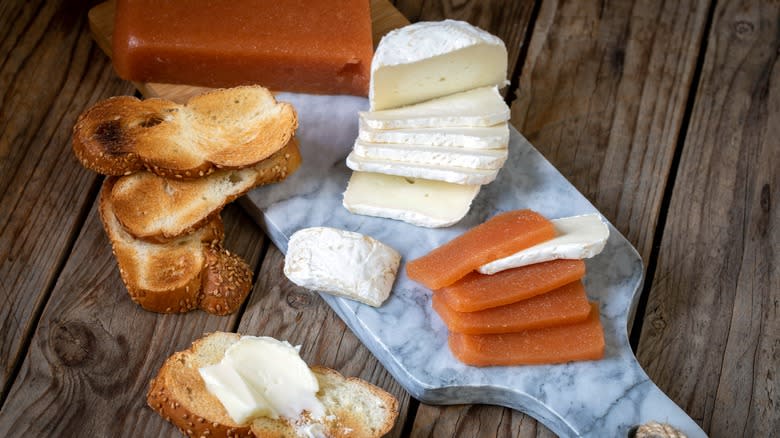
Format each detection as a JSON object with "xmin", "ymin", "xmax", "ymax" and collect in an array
[{"xmin": 112, "ymin": 0, "xmax": 373, "ymax": 95}]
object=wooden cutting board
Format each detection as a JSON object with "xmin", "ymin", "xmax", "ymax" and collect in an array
[{"xmin": 87, "ymin": 0, "xmax": 409, "ymax": 103}]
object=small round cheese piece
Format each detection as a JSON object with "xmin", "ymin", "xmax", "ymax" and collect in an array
[{"xmin": 284, "ymin": 227, "xmax": 401, "ymax": 307}]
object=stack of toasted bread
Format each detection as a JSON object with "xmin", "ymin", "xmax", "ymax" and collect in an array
[{"xmin": 72, "ymin": 86, "xmax": 302, "ymax": 314}]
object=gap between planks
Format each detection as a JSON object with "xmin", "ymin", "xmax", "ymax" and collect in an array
[{"xmin": 629, "ymin": 0, "xmax": 719, "ymax": 351}]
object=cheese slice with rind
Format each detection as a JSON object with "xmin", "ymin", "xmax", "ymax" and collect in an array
[
  {"xmin": 352, "ymin": 140, "xmax": 507, "ymax": 170},
  {"xmin": 342, "ymin": 171, "xmax": 480, "ymax": 228},
  {"xmin": 346, "ymin": 152, "xmax": 500, "ymax": 185},
  {"xmin": 478, "ymin": 214, "xmax": 609, "ymax": 274},
  {"xmin": 360, "ymin": 86, "xmax": 509, "ymax": 129},
  {"xmin": 359, "ymin": 121, "xmax": 509, "ymax": 149}
]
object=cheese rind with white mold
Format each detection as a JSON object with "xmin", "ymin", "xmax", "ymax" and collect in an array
[
  {"xmin": 360, "ymin": 86, "xmax": 510, "ymax": 129},
  {"xmin": 369, "ymin": 20, "xmax": 508, "ymax": 111},
  {"xmin": 478, "ymin": 214, "xmax": 610, "ymax": 274},
  {"xmin": 359, "ymin": 120, "xmax": 509, "ymax": 149},
  {"xmin": 346, "ymin": 152, "xmax": 500, "ymax": 185},
  {"xmin": 284, "ymin": 227, "xmax": 401, "ymax": 307},
  {"xmin": 343, "ymin": 172, "xmax": 480, "ymax": 227},
  {"xmin": 352, "ymin": 140, "xmax": 508, "ymax": 170}
]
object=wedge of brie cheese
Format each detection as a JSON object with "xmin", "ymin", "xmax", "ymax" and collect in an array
[
  {"xmin": 369, "ymin": 20, "xmax": 508, "ymax": 110},
  {"xmin": 284, "ymin": 227, "xmax": 401, "ymax": 307},
  {"xmin": 343, "ymin": 172, "xmax": 480, "ymax": 227},
  {"xmin": 478, "ymin": 214, "xmax": 610, "ymax": 274},
  {"xmin": 360, "ymin": 86, "xmax": 509, "ymax": 129},
  {"xmin": 359, "ymin": 120, "xmax": 509, "ymax": 149},
  {"xmin": 346, "ymin": 152, "xmax": 500, "ymax": 185},
  {"xmin": 352, "ymin": 140, "xmax": 508, "ymax": 170}
]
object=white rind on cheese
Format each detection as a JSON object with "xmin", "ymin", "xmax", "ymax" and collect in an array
[
  {"xmin": 352, "ymin": 139, "xmax": 508, "ymax": 170},
  {"xmin": 359, "ymin": 120, "xmax": 509, "ymax": 149},
  {"xmin": 342, "ymin": 172, "xmax": 480, "ymax": 228},
  {"xmin": 283, "ymin": 227, "xmax": 401, "ymax": 307},
  {"xmin": 345, "ymin": 152, "xmax": 500, "ymax": 185},
  {"xmin": 360, "ymin": 86, "xmax": 510, "ymax": 129},
  {"xmin": 478, "ymin": 214, "xmax": 610, "ymax": 274},
  {"xmin": 369, "ymin": 20, "xmax": 508, "ymax": 110}
]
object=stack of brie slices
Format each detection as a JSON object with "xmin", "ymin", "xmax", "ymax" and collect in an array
[{"xmin": 343, "ymin": 20, "xmax": 512, "ymax": 228}]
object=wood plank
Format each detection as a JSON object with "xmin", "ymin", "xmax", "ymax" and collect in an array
[
  {"xmin": 414, "ymin": 0, "xmax": 713, "ymax": 434},
  {"xmin": 235, "ymin": 245, "xmax": 411, "ymax": 437},
  {"xmin": 636, "ymin": 0, "xmax": 779, "ymax": 435},
  {"xmin": 0, "ymin": 204, "xmax": 266, "ymax": 436},
  {"xmin": 0, "ymin": 0, "xmax": 136, "ymax": 399},
  {"xmin": 88, "ymin": 0, "xmax": 409, "ymax": 103},
  {"xmin": 392, "ymin": 0, "xmax": 536, "ymax": 86}
]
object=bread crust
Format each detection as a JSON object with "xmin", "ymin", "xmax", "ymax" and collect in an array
[
  {"xmin": 73, "ymin": 86, "xmax": 297, "ymax": 178},
  {"xmin": 99, "ymin": 179, "xmax": 253, "ymax": 314},
  {"xmin": 110, "ymin": 138, "xmax": 302, "ymax": 243}
]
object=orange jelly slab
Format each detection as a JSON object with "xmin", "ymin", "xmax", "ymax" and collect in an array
[
  {"xmin": 112, "ymin": 0, "xmax": 373, "ymax": 95},
  {"xmin": 436, "ymin": 259, "xmax": 586, "ymax": 312},
  {"xmin": 406, "ymin": 210, "xmax": 555, "ymax": 290},
  {"xmin": 449, "ymin": 303, "xmax": 605, "ymax": 366},
  {"xmin": 432, "ymin": 280, "xmax": 591, "ymax": 334}
]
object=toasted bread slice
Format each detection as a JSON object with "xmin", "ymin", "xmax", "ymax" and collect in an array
[
  {"xmin": 73, "ymin": 86, "xmax": 297, "ymax": 177},
  {"xmin": 111, "ymin": 138, "xmax": 302, "ymax": 243},
  {"xmin": 148, "ymin": 332, "xmax": 399, "ymax": 438},
  {"xmin": 99, "ymin": 179, "xmax": 253, "ymax": 314}
]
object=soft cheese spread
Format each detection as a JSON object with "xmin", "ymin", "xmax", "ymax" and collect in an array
[{"xmin": 199, "ymin": 336, "xmax": 324, "ymax": 424}]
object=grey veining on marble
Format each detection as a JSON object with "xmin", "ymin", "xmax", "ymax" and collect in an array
[{"xmin": 245, "ymin": 93, "xmax": 707, "ymax": 438}]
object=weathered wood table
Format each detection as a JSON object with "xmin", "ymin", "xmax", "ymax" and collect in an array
[{"xmin": 0, "ymin": 0, "xmax": 776, "ymax": 436}]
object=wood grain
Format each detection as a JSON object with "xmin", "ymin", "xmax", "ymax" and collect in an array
[
  {"xmin": 235, "ymin": 245, "xmax": 411, "ymax": 437},
  {"xmin": 88, "ymin": 0, "xmax": 409, "ymax": 103},
  {"xmin": 511, "ymin": 0, "xmax": 712, "ymax": 262},
  {"xmin": 414, "ymin": 0, "xmax": 713, "ymax": 435},
  {"xmin": 636, "ymin": 0, "xmax": 779, "ymax": 436},
  {"xmin": 0, "ymin": 204, "xmax": 266, "ymax": 436},
  {"xmin": 0, "ymin": 0, "xmax": 136, "ymax": 400}
]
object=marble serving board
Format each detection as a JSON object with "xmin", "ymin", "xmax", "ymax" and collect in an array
[{"xmin": 243, "ymin": 94, "xmax": 706, "ymax": 438}]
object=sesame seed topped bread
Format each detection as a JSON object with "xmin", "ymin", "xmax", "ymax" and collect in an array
[
  {"xmin": 99, "ymin": 178, "xmax": 253, "ymax": 314},
  {"xmin": 111, "ymin": 138, "xmax": 302, "ymax": 243},
  {"xmin": 73, "ymin": 86, "xmax": 298, "ymax": 178},
  {"xmin": 148, "ymin": 332, "xmax": 399, "ymax": 438}
]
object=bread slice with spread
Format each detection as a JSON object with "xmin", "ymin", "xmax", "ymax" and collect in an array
[{"xmin": 148, "ymin": 332, "xmax": 399, "ymax": 437}]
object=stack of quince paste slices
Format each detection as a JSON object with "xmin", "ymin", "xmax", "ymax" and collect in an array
[
  {"xmin": 408, "ymin": 210, "xmax": 610, "ymax": 366},
  {"xmin": 343, "ymin": 20, "xmax": 511, "ymax": 228},
  {"xmin": 72, "ymin": 86, "xmax": 301, "ymax": 314}
]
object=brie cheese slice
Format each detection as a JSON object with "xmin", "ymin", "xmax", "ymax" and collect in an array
[
  {"xmin": 284, "ymin": 227, "xmax": 401, "ymax": 307},
  {"xmin": 352, "ymin": 139, "xmax": 508, "ymax": 170},
  {"xmin": 359, "ymin": 120, "xmax": 509, "ymax": 149},
  {"xmin": 343, "ymin": 171, "xmax": 480, "ymax": 228},
  {"xmin": 478, "ymin": 214, "xmax": 610, "ymax": 274},
  {"xmin": 345, "ymin": 152, "xmax": 500, "ymax": 185},
  {"xmin": 360, "ymin": 86, "xmax": 510, "ymax": 129},
  {"xmin": 370, "ymin": 20, "xmax": 508, "ymax": 110}
]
